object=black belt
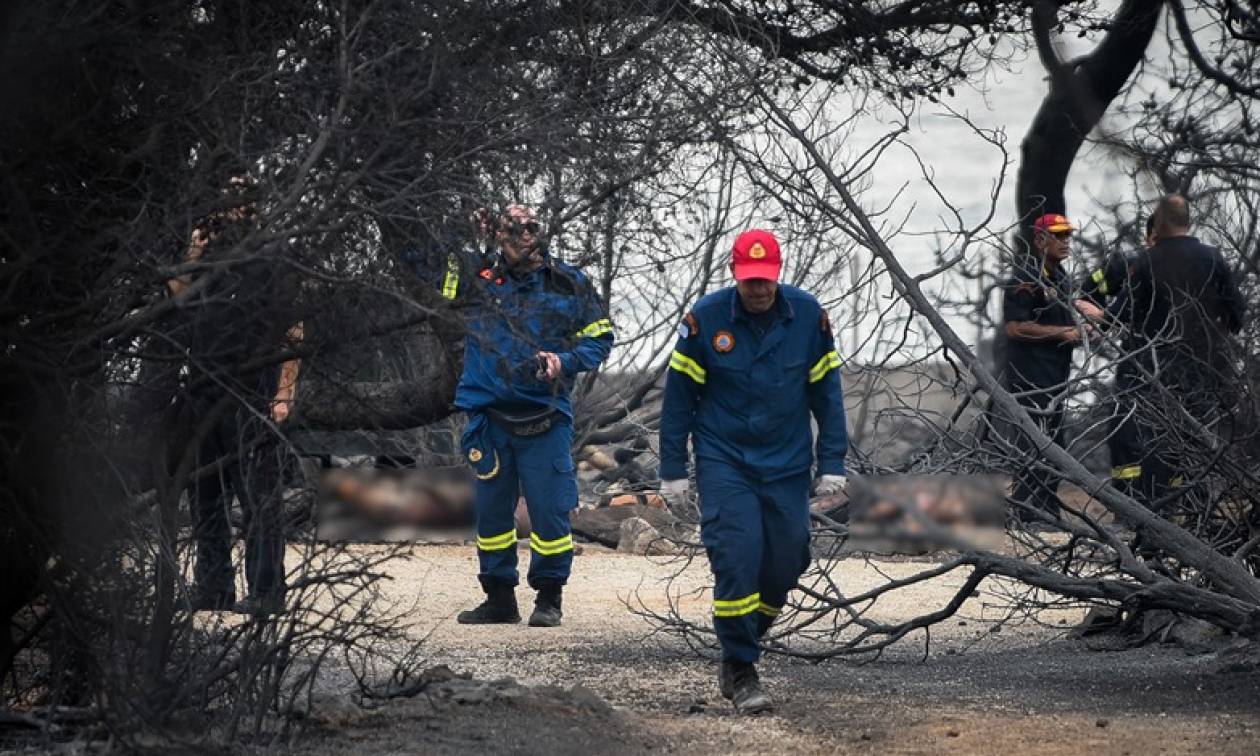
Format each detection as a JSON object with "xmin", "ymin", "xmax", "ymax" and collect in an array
[{"xmin": 484, "ymin": 404, "xmax": 559, "ymax": 437}]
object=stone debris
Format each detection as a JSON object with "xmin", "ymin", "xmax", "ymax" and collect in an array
[
  {"xmin": 616, "ymin": 517, "xmax": 675, "ymax": 556},
  {"xmin": 422, "ymin": 671, "xmax": 614, "ymax": 715}
]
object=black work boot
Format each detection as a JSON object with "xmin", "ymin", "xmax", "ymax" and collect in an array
[
  {"xmin": 189, "ymin": 589, "xmax": 235, "ymax": 612},
  {"xmin": 723, "ymin": 661, "xmax": 772, "ymax": 715},
  {"xmin": 528, "ymin": 584, "xmax": 563, "ymax": 627},
  {"xmin": 457, "ymin": 583, "xmax": 521, "ymax": 624},
  {"xmin": 232, "ymin": 592, "xmax": 286, "ymax": 617},
  {"xmin": 719, "ymin": 660, "xmax": 736, "ymax": 700}
]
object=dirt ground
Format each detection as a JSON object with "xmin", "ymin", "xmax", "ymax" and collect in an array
[{"xmin": 293, "ymin": 544, "xmax": 1260, "ymax": 756}]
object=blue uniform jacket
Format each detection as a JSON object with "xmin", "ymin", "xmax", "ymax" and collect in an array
[
  {"xmin": 658, "ymin": 285, "xmax": 848, "ymax": 483},
  {"xmin": 403, "ymin": 244, "xmax": 613, "ymax": 417}
]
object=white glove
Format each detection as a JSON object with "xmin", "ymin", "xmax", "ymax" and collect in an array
[
  {"xmin": 659, "ymin": 478, "xmax": 690, "ymax": 507},
  {"xmin": 814, "ymin": 474, "xmax": 848, "ymax": 497}
]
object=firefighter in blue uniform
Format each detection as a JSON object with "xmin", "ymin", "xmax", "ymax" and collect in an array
[
  {"xmin": 658, "ymin": 229, "xmax": 848, "ymax": 715},
  {"xmin": 405, "ymin": 205, "xmax": 613, "ymax": 627}
]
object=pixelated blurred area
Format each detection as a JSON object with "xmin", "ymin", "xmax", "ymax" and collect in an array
[
  {"xmin": 316, "ymin": 466, "xmax": 484, "ymax": 543},
  {"xmin": 812, "ymin": 475, "xmax": 1007, "ymax": 553}
]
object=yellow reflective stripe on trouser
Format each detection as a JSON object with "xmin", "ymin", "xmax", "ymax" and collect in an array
[
  {"xmin": 530, "ymin": 532, "xmax": 574, "ymax": 556},
  {"xmin": 575, "ymin": 318, "xmax": 613, "ymax": 339},
  {"xmin": 1091, "ymin": 268, "xmax": 1109, "ymax": 295},
  {"xmin": 669, "ymin": 350, "xmax": 706, "ymax": 384},
  {"xmin": 756, "ymin": 601, "xmax": 782, "ymax": 618},
  {"xmin": 1111, "ymin": 465, "xmax": 1141, "ymax": 480},
  {"xmin": 441, "ymin": 254, "xmax": 459, "ymax": 300},
  {"xmin": 477, "ymin": 529, "xmax": 517, "ymax": 552},
  {"xmin": 713, "ymin": 592, "xmax": 761, "ymax": 618},
  {"xmin": 809, "ymin": 351, "xmax": 842, "ymax": 383}
]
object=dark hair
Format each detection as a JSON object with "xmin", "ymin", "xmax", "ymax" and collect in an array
[
  {"xmin": 1154, "ymin": 194, "xmax": 1191, "ymax": 233},
  {"xmin": 1144, "ymin": 214, "xmax": 1156, "ymax": 236}
]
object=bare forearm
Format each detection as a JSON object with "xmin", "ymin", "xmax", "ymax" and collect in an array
[
  {"xmin": 169, "ymin": 231, "xmax": 207, "ymax": 297},
  {"xmin": 1004, "ymin": 321, "xmax": 1076, "ymax": 343},
  {"xmin": 166, "ymin": 275, "xmax": 191, "ymax": 296},
  {"xmin": 275, "ymin": 358, "xmax": 301, "ymax": 399},
  {"xmin": 270, "ymin": 322, "xmax": 304, "ymax": 422},
  {"xmin": 276, "ymin": 322, "xmax": 304, "ymax": 397}
]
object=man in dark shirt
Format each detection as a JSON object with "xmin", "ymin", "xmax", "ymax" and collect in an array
[
  {"xmin": 1001, "ymin": 213, "xmax": 1095, "ymax": 524},
  {"xmin": 1079, "ymin": 215, "xmax": 1153, "ymax": 493},
  {"xmin": 169, "ymin": 178, "xmax": 303, "ymax": 616},
  {"xmin": 1105, "ymin": 194, "xmax": 1243, "ymax": 512},
  {"xmin": 1080, "ymin": 215, "xmax": 1154, "ymax": 313}
]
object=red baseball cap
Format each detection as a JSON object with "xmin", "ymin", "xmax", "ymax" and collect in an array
[
  {"xmin": 731, "ymin": 229, "xmax": 782, "ymax": 281},
  {"xmin": 1033, "ymin": 213, "xmax": 1074, "ymax": 234}
]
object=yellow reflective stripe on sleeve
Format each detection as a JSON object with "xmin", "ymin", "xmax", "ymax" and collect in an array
[
  {"xmin": 477, "ymin": 529, "xmax": 518, "ymax": 551},
  {"xmin": 575, "ymin": 318, "xmax": 614, "ymax": 339},
  {"xmin": 441, "ymin": 254, "xmax": 459, "ymax": 300},
  {"xmin": 756, "ymin": 601, "xmax": 782, "ymax": 618},
  {"xmin": 669, "ymin": 350, "xmax": 707, "ymax": 385},
  {"xmin": 1170, "ymin": 475, "xmax": 1184, "ymax": 488},
  {"xmin": 475, "ymin": 451, "xmax": 500, "ymax": 480},
  {"xmin": 529, "ymin": 532, "xmax": 574, "ymax": 556},
  {"xmin": 809, "ymin": 351, "xmax": 842, "ymax": 383},
  {"xmin": 1091, "ymin": 268, "xmax": 1109, "ymax": 295},
  {"xmin": 1111, "ymin": 465, "xmax": 1141, "ymax": 480},
  {"xmin": 713, "ymin": 592, "xmax": 761, "ymax": 618}
]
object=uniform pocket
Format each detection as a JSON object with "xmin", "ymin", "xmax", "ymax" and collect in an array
[
  {"xmin": 552, "ymin": 455, "xmax": 575, "ymax": 473},
  {"xmin": 553, "ymin": 455, "xmax": 578, "ymax": 509},
  {"xmin": 461, "ymin": 414, "xmax": 500, "ymax": 480}
]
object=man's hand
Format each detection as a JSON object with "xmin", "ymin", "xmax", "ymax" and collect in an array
[
  {"xmin": 814, "ymin": 474, "xmax": 848, "ymax": 497},
  {"xmin": 168, "ymin": 226, "xmax": 211, "ymax": 297},
  {"xmin": 1074, "ymin": 299, "xmax": 1104, "ymax": 322},
  {"xmin": 270, "ymin": 398, "xmax": 293, "ymax": 423},
  {"xmin": 1062, "ymin": 323, "xmax": 1100, "ymax": 345},
  {"xmin": 190, "ymin": 226, "xmax": 212, "ymax": 251},
  {"xmin": 660, "ymin": 478, "xmax": 690, "ymax": 509},
  {"xmin": 535, "ymin": 351, "xmax": 562, "ymax": 381},
  {"xmin": 470, "ymin": 207, "xmax": 494, "ymax": 239}
]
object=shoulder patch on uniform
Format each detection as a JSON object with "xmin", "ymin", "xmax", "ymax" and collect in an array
[
  {"xmin": 677, "ymin": 312, "xmax": 699, "ymax": 340},
  {"xmin": 820, "ymin": 311, "xmax": 831, "ymax": 335},
  {"xmin": 713, "ymin": 330, "xmax": 735, "ymax": 353}
]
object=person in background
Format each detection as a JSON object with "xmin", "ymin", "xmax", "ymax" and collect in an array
[
  {"xmin": 1000, "ymin": 213, "xmax": 1097, "ymax": 526},
  {"xmin": 171, "ymin": 177, "xmax": 302, "ymax": 616},
  {"xmin": 1103, "ymin": 194, "xmax": 1243, "ymax": 513}
]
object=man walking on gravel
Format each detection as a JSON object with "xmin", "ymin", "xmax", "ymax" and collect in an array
[
  {"xmin": 658, "ymin": 229, "xmax": 849, "ymax": 714},
  {"xmin": 407, "ymin": 205, "xmax": 613, "ymax": 628}
]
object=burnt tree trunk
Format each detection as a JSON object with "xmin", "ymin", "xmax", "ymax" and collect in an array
[{"xmin": 1017, "ymin": 0, "xmax": 1164, "ymax": 238}]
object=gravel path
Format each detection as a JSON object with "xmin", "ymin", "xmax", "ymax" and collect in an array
[{"xmin": 296, "ymin": 544, "xmax": 1260, "ymax": 755}]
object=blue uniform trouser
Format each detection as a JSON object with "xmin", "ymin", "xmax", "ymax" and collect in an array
[
  {"xmin": 461, "ymin": 411, "xmax": 577, "ymax": 590},
  {"xmin": 696, "ymin": 460, "xmax": 812, "ymax": 663}
]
